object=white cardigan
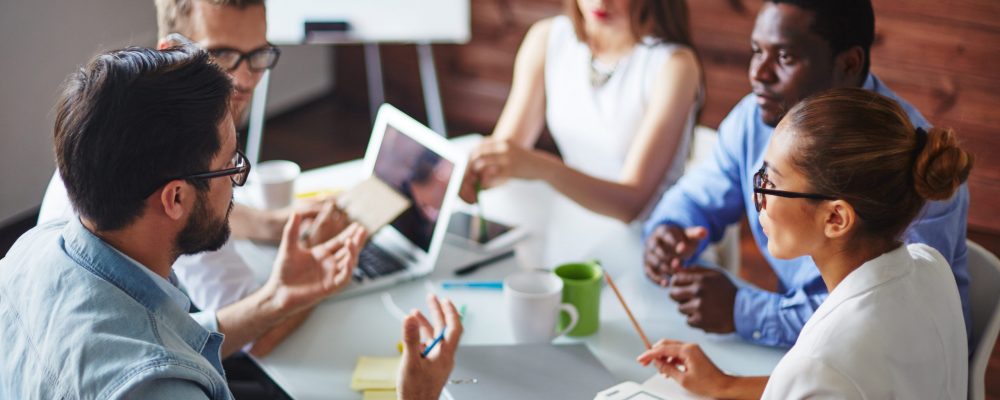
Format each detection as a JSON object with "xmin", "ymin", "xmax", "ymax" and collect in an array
[{"xmin": 762, "ymin": 244, "xmax": 967, "ymax": 399}]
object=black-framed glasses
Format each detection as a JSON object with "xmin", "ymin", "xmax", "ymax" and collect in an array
[
  {"xmin": 143, "ymin": 151, "xmax": 251, "ymax": 198},
  {"xmin": 207, "ymin": 45, "xmax": 281, "ymax": 72},
  {"xmin": 163, "ymin": 33, "xmax": 280, "ymax": 73},
  {"xmin": 752, "ymin": 164, "xmax": 836, "ymax": 212}
]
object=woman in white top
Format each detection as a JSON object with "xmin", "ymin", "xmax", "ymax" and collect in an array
[
  {"xmin": 637, "ymin": 88, "xmax": 972, "ymax": 398},
  {"xmin": 459, "ymin": 0, "xmax": 702, "ymax": 223}
]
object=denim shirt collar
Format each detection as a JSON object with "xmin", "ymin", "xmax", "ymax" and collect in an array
[
  {"xmin": 61, "ymin": 218, "xmax": 225, "ymax": 375},
  {"xmin": 106, "ymin": 244, "xmax": 192, "ymax": 313}
]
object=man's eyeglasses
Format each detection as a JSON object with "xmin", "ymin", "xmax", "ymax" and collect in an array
[
  {"xmin": 143, "ymin": 151, "xmax": 251, "ymax": 198},
  {"xmin": 207, "ymin": 46, "xmax": 281, "ymax": 72},
  {"xmin": 163, "ymin": 33, "xmax": 280, "ymax": 73},
  {"xmin": 752, "ymin": 164, "xmax": 836, "ymax": 212}
]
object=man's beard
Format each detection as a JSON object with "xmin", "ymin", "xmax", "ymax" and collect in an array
[{"xmin": 176, "ymin": 190, "xmax": 233, "ymax": 256}]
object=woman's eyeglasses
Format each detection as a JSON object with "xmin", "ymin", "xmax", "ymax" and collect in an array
[
  {"xmin": 143, "ymin": 151, "xmax": 251, "ymax": 198},
  {"xmin": 752, "ymin": 164, "xmax": 836, "ymax": 212}
]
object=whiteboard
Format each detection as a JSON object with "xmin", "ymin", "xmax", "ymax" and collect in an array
[{"xmin": 266, "ymin": 0, "xmax": 470, "ymax": 45}]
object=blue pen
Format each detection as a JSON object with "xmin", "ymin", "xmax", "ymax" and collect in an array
[
  {"xmin": 441, "ymin": 281, "xmax": 503, "ymax": 290},
  {"xmin": 421, "ymin": 330, "xmax": 445, "ymax": 358},
  {"xmin": 421, "ymin": 305, "xmax": 466, "ymax": 358}
]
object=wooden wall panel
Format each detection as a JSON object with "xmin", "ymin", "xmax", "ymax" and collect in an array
[{"xmin": 872, "ymin": 0, "xmax": 1000, "ymax": 31}]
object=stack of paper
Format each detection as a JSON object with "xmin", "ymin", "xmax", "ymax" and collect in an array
[
  {"xmin": 362, "ymin": 390, "xmax": 397, "ymax": 400},
  {"xmin": 351, "ymin": 356, "xmax": 401, "ymax": 398}
]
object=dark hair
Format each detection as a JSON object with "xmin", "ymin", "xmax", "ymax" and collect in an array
[
  {"xmin": 566, "ymin": 0, "xmax": 694, "ymax": 48},
  {"xmin": 784, "ymin": 88, "xmax": 973, "ymax": 241},
  {"xmin": 767, "ymin": 0, "xmax": 875, "ymax": 78},
  {"xmin": 156, "ymin": 0, "xmax": 265, "ymax": 38},
  {"xmin": 54, "ymin": 46, "xmax": 232, "ymax": 231}
]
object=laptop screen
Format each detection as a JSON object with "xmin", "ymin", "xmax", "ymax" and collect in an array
[{"xmin": 372, "ymin": 124, "xmax": 455, "ymax": 252}]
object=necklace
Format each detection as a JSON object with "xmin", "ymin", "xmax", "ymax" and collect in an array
[{"xmin": 589, "ymin": 57, "xmax": 617, "ymax": 88}]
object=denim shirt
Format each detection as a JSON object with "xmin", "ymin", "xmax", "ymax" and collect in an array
[
  {"xmin": 643, "ymin": 74, "xmax": 971, "ymax": 348},
  {"xmin": 0, "ymin": 219, "xmax": 232, "ymax": 399}
]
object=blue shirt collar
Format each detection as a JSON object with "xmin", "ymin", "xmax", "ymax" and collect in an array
[
  {"xmin": 61, "ymin": 218, "xmax": 223, "ymax": 371},
  {"xmin": 862, "ymin": 73, "xmax": 879, "ymax": 91},
  {"xmin": 106, "ymin": 244, "xmax": 192, "ymax": 313}
]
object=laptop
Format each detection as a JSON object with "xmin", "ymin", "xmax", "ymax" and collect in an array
[{"xmin": 338, "ymin": 103, "xmax": 466, "ymax": 297}]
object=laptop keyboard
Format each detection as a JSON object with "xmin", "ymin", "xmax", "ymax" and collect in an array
[{"xmin": 353, "ymin": 243, "xmax": 407, "ymax": 282}]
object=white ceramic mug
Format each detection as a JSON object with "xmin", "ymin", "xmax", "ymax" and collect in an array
[
  {"xmin": 504, "ymin": 270, "xmax": 579, "ymax": 343},
  {"xmin": 255, "ymin": 160, "xmax": 300, "ymax": 210}
]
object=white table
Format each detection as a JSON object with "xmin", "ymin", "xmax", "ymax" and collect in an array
[{"xmin": 236, "ymin": 136, "xmax": 786, "ymax": 399}]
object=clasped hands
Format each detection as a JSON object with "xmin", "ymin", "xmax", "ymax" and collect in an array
[{"xmin": 644, "ymin": 224, "xmax": 737, "ymax": 334}]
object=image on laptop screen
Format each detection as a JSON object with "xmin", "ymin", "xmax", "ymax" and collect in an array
[{"xmin": 373, "ymin": 124, "xmax": 455, "ymax": 252}]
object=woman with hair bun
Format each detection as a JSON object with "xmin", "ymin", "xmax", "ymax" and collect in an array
[{"xmin": 636, "ymin": 88, "xmax": 973, "ymax": 399}]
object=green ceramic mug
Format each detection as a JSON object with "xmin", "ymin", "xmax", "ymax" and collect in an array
[{"xmin": 554, "ymin": 261, "xmax": 603, "ymax": 336}]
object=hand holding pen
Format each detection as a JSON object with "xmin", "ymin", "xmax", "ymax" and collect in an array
[{"xmin": 398, "ymin": 294, "xmax": 464, "ymax": 400}]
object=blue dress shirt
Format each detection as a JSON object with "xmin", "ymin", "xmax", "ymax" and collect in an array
[
  {"xmin": 0, "ymin": 218, "xmax": 231, "ymax": 399},
  {"xmin": 643, "ymin": 74, "xmax": 970, "ymax": 347}
]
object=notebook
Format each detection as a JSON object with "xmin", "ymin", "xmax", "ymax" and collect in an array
[{"xmin": 444, "ymin": 343, "xmax": 617, "ymax": 399}]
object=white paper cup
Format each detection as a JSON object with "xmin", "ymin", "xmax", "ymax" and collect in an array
[
  {"xmin": 478, "ymin": 180, "xmax": 554, "ymax": 269},
  {"xmin": 256, "ymin": 160, "xmax": 300, "ymax": 210},
  {"xmin": 504, "ymin": 270, "xmax": 579, "ymax": 343}
]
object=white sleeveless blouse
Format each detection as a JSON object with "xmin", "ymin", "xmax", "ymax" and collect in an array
[
  {"xmin": 538, "ymin": 16, "xmax": 699, "ymax": 266},
  {"xmin": 544, "ymin": 15, "xmax": 697, "ymax": 217}
]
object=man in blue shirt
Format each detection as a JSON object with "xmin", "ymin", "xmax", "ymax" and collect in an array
[
  {"xmin": 0, "ymin": 46, "xmax": 462, "ymax": 399},
  {"xmin": 37, "ymin": 0, "xmax": 348, "ymax": 362},
  {"xmin": 643, "ymin": 0, "xmax": 969, "ymax": 348}
]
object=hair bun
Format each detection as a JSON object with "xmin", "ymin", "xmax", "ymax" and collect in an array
[{"xmin": 913, "ymin": 127, "xmax": 973, "ymax": 201}]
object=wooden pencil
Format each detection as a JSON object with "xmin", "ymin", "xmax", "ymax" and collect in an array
[{"xmin": 605, "ymin": 272, "xmax": 652, "ymax": 350}]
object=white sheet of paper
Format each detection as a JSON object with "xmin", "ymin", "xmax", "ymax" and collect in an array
[
  {"xmin": 337, "ymin": 176, "xmax": 411, "ymax": 234},
  {"xmin": 640, "ymin": 374, "xmax": 711, "ymax": 400},
  {"xmin": 594, "ymin": 374, "xmax": 711, "ymax": 400}
]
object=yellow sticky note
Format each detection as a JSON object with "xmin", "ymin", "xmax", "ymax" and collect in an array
[
  {"xmin": 362, "ymin": 389, "xmax": 398, "ymax": 400},
  {"xmin": 350, "ymin": 356, "xmax": 401, "ymax": 391},
  {"xmin": 295, "ymin": 188, "xmax": 343, "ymax": 200}
]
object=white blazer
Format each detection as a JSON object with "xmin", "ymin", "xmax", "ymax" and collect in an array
[{"xmin": 762, "ymin": 244, "xmax": 967, "ymax": 399}]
